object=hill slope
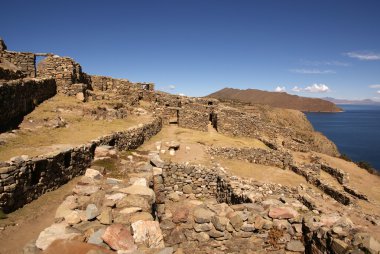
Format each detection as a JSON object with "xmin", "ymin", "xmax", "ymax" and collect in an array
[{"xmin": 208, "ymin": 88, "xmax": 342, "ymax": 112}]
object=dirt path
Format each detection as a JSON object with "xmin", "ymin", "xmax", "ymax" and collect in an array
[{"xmin": 0, "ymin": 177, "xmax": 80, "ymax": 254}]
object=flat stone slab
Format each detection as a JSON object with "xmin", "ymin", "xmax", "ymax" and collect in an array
[{"xmin": 119, "ymin": 185, "xmax": 155, "ymax": 203}]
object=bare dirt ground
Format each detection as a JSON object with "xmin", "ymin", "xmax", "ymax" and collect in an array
[{"xmin": 0, "ymin": 178, "xmax": 80, "ymax": 254}]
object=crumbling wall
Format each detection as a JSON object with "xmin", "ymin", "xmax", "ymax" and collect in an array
[
  {"xmin": 0, "ymin": 50, "xmax": 36, "ymax": 78},
  {"xmin": 0, "ymin": 117, "xmax": 162, "ymax": 213},
  {"xmin": 206, "ymin": 147, "xmax": 293, "ymax": 169},
  {"xmin": 0, "ymin": 78, "xmax": 57, "ymax": 131},
  {"xmin": 37, "ymin": 56, "xmax": 88, "ymax": 93},
  {"xmin": 178, "ymin": 108, "xmax": 209, "ymax": 132},
  {"xmin": 321, "ymin": 164, "xmax": 349, "ymax": 184},
  {"xmin": 290, "ymin": 164, "xmax": 352, "ymax": 205},
  {"xmin": 88, "ymin": 75, "xmax": 153, "ymax": 106}
]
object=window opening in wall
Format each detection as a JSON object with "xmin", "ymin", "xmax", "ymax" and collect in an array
[{"xmin": 35, "ymin": 55, "xmax": 47, "ymax": 77}]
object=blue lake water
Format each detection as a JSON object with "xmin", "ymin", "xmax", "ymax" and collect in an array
[{"xmin": 306, "ymin": 105, "xmax": 380, "ymax": 171}]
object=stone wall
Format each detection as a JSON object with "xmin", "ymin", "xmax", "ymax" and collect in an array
[
  {"xmin": 178, "ymin": 108, "xmax": 209, "ymax": 132},
  {"xmin": 37, "ymin": 56, "xmax": 89, "ymax": 94},
  {"xmin": 88, "ymin": 75, "xmax": 154, "ymax": 106},
  {"xmin": 0, "ymin": 78, "xmax": 57, "ymax": 131},
  {"xmin": 152, "ymin": 162, "xmax": 375, "ymax": 253},
  {"xmin": 290, "ymin": 164, "xmax": 352, "ymax": 206},
  {"xmin": 0, "ymin": 117, "xmax": 162, "ymax": 213},
  {"xmin": 155, "ymin": 163, "xmax": 220, "ymax": 204},
  {"xmin": 0, "ymin": 50, "xmax": 36, "ymax": 77},
  {"xmin": 321, "ymin": 164, "xmax": 349, "ymax": 185},
  {"xmin": 206, "ymin": 147, "xmax": 293, "ymax": 170}
]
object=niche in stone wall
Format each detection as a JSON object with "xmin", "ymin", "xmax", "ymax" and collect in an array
[
  {"xmin": 169, "ymin": 109, "xmax": 179, "ymax": 125},
  {"xmin": 31, "ymin": 160, "xmax": 47, "ymax": 185},
  {"xmin": 209, "ymin": 112, "xmax": 218, "ymax": 131}
]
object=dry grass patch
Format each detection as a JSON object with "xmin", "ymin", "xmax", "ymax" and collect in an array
[
  {"xmin": 0, "ymin": 95, "xmax": 152, "ymax": 160},
  {"xmin": 142, "ymin": 125, "xmax": 268, "ymax": 150},
  {"xmin": 218, "ymin": 158, "xmax": 308, "ymax": 186}
]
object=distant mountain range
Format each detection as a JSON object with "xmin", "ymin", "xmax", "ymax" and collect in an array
[
  {"xmin": 207, "ymin": 88, "xmax": 342, "ymax": 112},
  {"xmin": 322, "ymin": 97, "xmax": 380, "ymax": 105}
]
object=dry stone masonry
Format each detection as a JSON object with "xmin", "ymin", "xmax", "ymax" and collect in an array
[
  {"xmin": 0, "ymin": 78, "xmax": 57, "ymax": 131},
  {"xmin": 0, "ymin": 117, "xmax": 162, "ymax": 213}
]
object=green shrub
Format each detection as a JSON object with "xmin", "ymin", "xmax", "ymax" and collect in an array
[
  {"xmin": 339, "ymin": 154, "xmax": 352, "ymax": 162},
  {"xmin": 356, "ymin": 161, "xmax": 379, "ymax": 175}
]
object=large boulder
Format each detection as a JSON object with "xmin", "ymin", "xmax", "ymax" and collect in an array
[
  {"xmin": 268, "ymin": 207, "xmax": 299, "ymax": 219},
  {"xmin": 131, "ymin": 220, "xmax": 165, "ymax": 248},
  {"xmin": 193, "ymin": 207, "xmax": 215, "ymax": 224},
  {"xmin": 119, "ymin": 185, "xmax": 155, "ymax": 203},
  {"xmin": 101, "ymin": 224, "xmax": 137, "ymax": 251},
  {"xmin": 35, "ymin": 223, "xmax": 82, "ymax": 250}
]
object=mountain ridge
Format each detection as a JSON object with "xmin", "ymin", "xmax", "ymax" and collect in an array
[
  {"xmin": 207, "ymin": 87, "xmax": 342, "ymax": 112},
  {"xmin": 322, "ymin": 97, "xmax": 380, "ymax": 105}
]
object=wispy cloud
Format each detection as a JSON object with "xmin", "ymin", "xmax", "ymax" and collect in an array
[
  {"xmin": 274, "ymin": 86, "xmax": 286, "ymax": 92},
  {"xmin": 292, "ymin": 84, "xmax": 330, "ymax": 93},
  {"xmin": 290, "ymin": 69, "xmax": 336, "ymax": 74},
  {"xmin": 369, "ymin": 84, "xmax": 380, "ymax": 89},
  {"xmin": 169, "ymin": 85, "xmax": 176, "ymax": 90},
  {"xmin": 301, "ymin": 60, "xmax": 350, "ymax": 67},
  {"xmin": 345, "ymin": 51, "xmax": 380, "ymax": 61},
  {"xmin": 377, "ymin": 90, "xmax": 380, "ymax": 94}
]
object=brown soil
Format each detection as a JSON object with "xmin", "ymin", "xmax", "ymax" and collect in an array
[{"xmin": 0, "ymin": 178, "xmax": 80, "ymax": 254}]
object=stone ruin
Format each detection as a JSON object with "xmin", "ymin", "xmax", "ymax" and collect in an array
[
  {"xmin": 1, "ymin": 38, "xmax": 380, "ymax": 253},
  {"xmin": 22, "ymin": 148, "xmax": 380, "ymax": 254}
]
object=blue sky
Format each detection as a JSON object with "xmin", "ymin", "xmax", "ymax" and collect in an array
[{"xmin": 1, "ymin": 0, "xmax": 380, "ymax": 99}]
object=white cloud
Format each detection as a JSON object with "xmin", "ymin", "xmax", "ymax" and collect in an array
[
  {"xmin": 301, "ymin": 60, "xmax": 350, "ymax": 67},
  {"xmin": 274, "ymin": 86, "xmax": 286, "ymax": 92},
  {"xmin": 304, "ymin": 84, "xmax": 330, "ymax": 93},
  {"xmin": 292, "ymin": 84, "xmax": 330, "ymax": 93},
  {"xmin": 345, "ymin": 51, "xmax": 380, "ymax": 61},
  {"xmin": 377, "ymin": 90, "xmax": 380, "ymax": 94},
  {"xmin": 169, "ymin": 85, "xmax": 176, "ymax": 90},
  {"xmin": 290, "ymin": 69, "xmax": 336, "ymax": 74},
  {"xmin": 291, "ymin": 86, "xmax": 302, "ymax": 92},
  {"xmin": 369, "ymin": 84, "xmax": 380, "ymax": 89},
  {"xmin": 178, "ymin": 93, "xmax": 185, "ymax": 96}
]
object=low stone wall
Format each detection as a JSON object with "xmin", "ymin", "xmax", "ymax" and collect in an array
[
  {"xmin": 0, "ymin": 117, "xmax": 162, "ymax": 213},
  {"xmin": 321, "ymin": 164, "xmax": 349, "ymax": 185},
  {"xmin": 0, "ymin": 78, "xmax": 57, "ymax": 131},
  {"xmin": 290, "ymin": 165, "xmax": 352, "ymax": 206},
  {"xmin": 343, "ymin": 185, "xmax": 368, "ymax": 201},
  {"xmin": 0, "ymin": 50, "xmax": 36, "ymax": 77},
  {"xmin": 96, "ymin": 117, "xmax": 163, "ymax": 151},
  {"xmin": 155, "ymin": 163, "xmax": 220, "ymax": 204},
  {"xmin": 206, "ymin": 146, "xmax": 293, "ymax": 169}
]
